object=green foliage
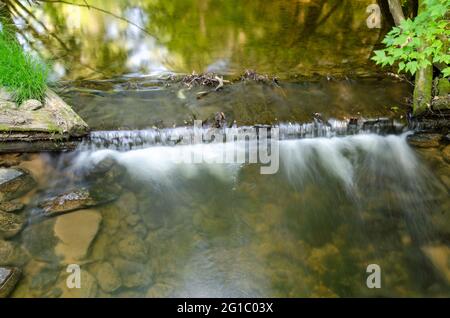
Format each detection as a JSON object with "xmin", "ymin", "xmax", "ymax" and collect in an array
[
  {"xmin": 0, "ymin": 21, "xmax": 49, "ymax": 104},
  {"xmin": 372, "ymin": 0, "xmax": 450, "ymax": 77}
]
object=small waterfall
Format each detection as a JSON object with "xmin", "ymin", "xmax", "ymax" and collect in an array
[{"xmin": 81, "ymin": 119, "xmax": 406, "ymax": 151}]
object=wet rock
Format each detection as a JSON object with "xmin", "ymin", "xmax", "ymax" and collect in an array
[
  {"xmin": 0, "ymin": 154, "xmax": 21, "ymax": 167},
  {"xmin": 0, "ymin": 200, "xmax": 24, "ymax": 213},
  {"xmin": 22, "ymin": 218, "xmax": 58, "ymax": 262},
  {"xmin": 0, "ymin": 240, "xmax": 29, "ymax": 266},
  {"xmin": 0, "ymin": 267, "xmax": 21, "ymax": 298},
  {"xmin": 125, "ymin": 214, "xmax": 141, "ymax": 227},
  {"xmin": 57, "ymin": 270, "xmax": 98, "ymax": 298},
  {"xmin": 422, "ymin": 245, "xmax": 450, "ymax": 284},
  {"xmin": 118, "ymin": 234, "xmax": 148, "ymax": 262},
  {"xmin": 84, "ymin": 156, "xmax": 126, "ymax": 183},
  {"xmin": 0, "ymin": 167, "xmax": 36, "ymax": 201},
  {"xmin": 21, "ymin": 99, "xmax": 43, "ymax": 111},
  {"xmin": 39, "ymin": 187, "xmax": 119, "ymax": 216},
  {"xmin": 0, "ymin": 211, "xmax": 25, "ymax": 239},
  {"xmin": 442, "ymin": 145, "xmax": 450, "ymax": 164},
  {"xmin": 407, "ymin": 133, "xmax": 442, "ymax": 148},
  {"xmin": 54, "ymin": 209, "xmax": 102, "ymax": 262},
  {"xmin": 112, "ymin": 258, "xmax": 152, "ymax": 288},
  {"xmin": 29, "ymin": 266, "xmax": 59, "ymax": 292},
  {"xmin": 146, "ymin": 282, "xmax": 174, "ymax": 298},
  {"xmin": 431, "ymin": 201, "xmax": 450, "ymax": 237},
  {"xmin": 91, "ymin": 262, "xmax": 122, "ymax": 293}
]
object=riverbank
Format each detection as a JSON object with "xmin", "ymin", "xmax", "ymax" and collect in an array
[{"xmin": 0, "ymin": 89, "xmax": 89, "ymax": 153}]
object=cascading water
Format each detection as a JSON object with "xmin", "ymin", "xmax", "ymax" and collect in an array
[{"xmin": 12, "ymin": 122, "xmax": 450, "ymax": 298}]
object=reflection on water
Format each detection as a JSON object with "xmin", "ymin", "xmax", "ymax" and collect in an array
[
  {"xmin": 6, "ymin": 133, "xmax": 450, "ymax": 297},
  {"xmin": 62, "ymin": 77, "xmax": 410, "ymax": 130},
  {"xmin": 10, "ymin": 0, "xmax": 390, "ymax": 80}
]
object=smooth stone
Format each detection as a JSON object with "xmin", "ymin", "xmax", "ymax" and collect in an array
[
  {"xmin": 0, "ymin": 211, "xmax": 25, "ymax": 239},
  {"xmin": 118, "ymin": 234, "xmax": 148, "ymax": 263},
  {"xmin": 0, "ymin": 88, "xmax": 13, "ymax": 101},
  {"xmin": 54, "ymin": 209, "xmax": 102, "ymax": 262},
  {"xmin": 407, "ymin": 133, "xmax": 442, "ymax": 148},
  {"xmin": 0, "ymin": 200, "xmax": 24, "ymax": 213},
  {"xmin": 22, "ymin": 218, "xmax": 58, "ymax": 262},
  {"xmin": 21, "ymin": 99, "xmax": 43, "ymax": 111},
  {"xmin": 92, "ymin": 262, "xmax": 122, "ymax": 293},
  {"xmin": 39, "ymin": 187, "xmax": 119, "ymax": 216},
  {"xmin": 58, "ymin": 270, "xmax": 98, "ymax": 298},
  {"xmin": 442, "ymin": 145, "xmax": 450, "ymax": 164},
  {"xmin": 0, "ymin": 267, "xmax": 21, "ymax": 298},
  {"xmin": 422, "ymin": 245, "xmax": 450, "ymax": 284},
  {"xmin": 112, "ymin": 258, "xmax": 152, "ymax": 288},
  {"xmin": 146, "ymin": 282, "xmax": 174, "ymax": 298},
  {"xmin": 0, "ymin": 167, "xmax": 36, "ymax": 202},
  {"xmin": 0, "ymin": 240, "xmax": 29, "ymax": 266}
]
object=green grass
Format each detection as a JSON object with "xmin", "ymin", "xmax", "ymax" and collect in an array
[{"xmin": 0, "ymin": 24, "xmax": 49, "ymax": 105}]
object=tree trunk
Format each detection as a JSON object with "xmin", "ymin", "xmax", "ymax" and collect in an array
[
  {"xmin": 387, "ymin": 0, "xmax": 406, "ymax": 26},
  {"xmin": 412, "ymin": 0, "xmax": 433, "ymax": 116}
]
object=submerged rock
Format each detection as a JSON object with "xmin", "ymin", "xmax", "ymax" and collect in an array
[
  {"xmin": 0, "ymin": 240, "xmax": 29, "ymax": 266},
  {"xmin": 91, "ymin": 262, "xmax": 122, "ymax": 293},
  {"xmin": 118, "ymin": 234, "xmax": 148, "ymax": 263},
  {"xmin": 0, "ymin": 153, "xmax": 21, "ymax": 167},
  {"xmin": 0, "ymin": 167, "xmax": 36, "ymax": 201},
  {"xmin": 422, "ymin": 245, "xmax": 450, "ymax": 284},
  {"xmin": 112, "ymin": 258, "xmax": 152, "ymax": 288},
  {"xmin": 407, "ymin": 133, "xmax": 442, "ymax": 148},
  {"xmin": 0, "ymin": 211, "xmax": 25, "ymax": 239},
  {"xmin": 54, "ymin": 209, "xmax": 102, "ymax": 262},
  {"xmin": 0, "ymin": 267, "xmax": 21, "ymax": 298},
  {"xmin": 39, "ymin": 187, "xmax": 119, "ymax": 216},
  {"xmin": 57, "ymin": 270, "xmax": 98, "ymax": 298},
  {"xmin": 442, "ymin": 145, "xmax": 450, "ymax": 164},
  {"xmin": 146, "ymin": 282, "xmax": 174, "ymax": 298},
  {"xmin": 83, "ymin": 156, "xmax": 126, "ymax": 183}
]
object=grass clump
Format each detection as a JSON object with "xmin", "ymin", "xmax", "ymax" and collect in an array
[{"xmin": 0, "ymin": 23, "xmax": 49, "ymax": 105}]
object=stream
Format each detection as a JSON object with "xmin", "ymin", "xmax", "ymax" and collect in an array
[{"xmin": 1, "ymin": 0, "xmax": 449, "ymax": 298}]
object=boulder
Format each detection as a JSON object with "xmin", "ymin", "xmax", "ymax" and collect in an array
[
  {"xmin": 21, "ymin": 99, "xmax": 42, "ymax": 111},
  {"xmin": 91, "ymin": 262, "xmax": 122, "ymax": 293},
  {"xmin": 39, "ymin": 187, "xmax": 119, "ymax": 217},
  {"xmin": 0, "ymin": 167, "xmax": 36, "ymax": 201},
  {"xmin": 54, "ymin": 209, "xmax": 102, "ymax": 262},
  {"xmin": 407, "ymin": 133, "xmax": 442, "ymax": 148},
  {"xmin": 0, "ymin": 211, "xmax": 25, "ymax": 239},
  {"xmin": 0, "ymin": 267, "xmax": 21, "ymax": 298}
]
